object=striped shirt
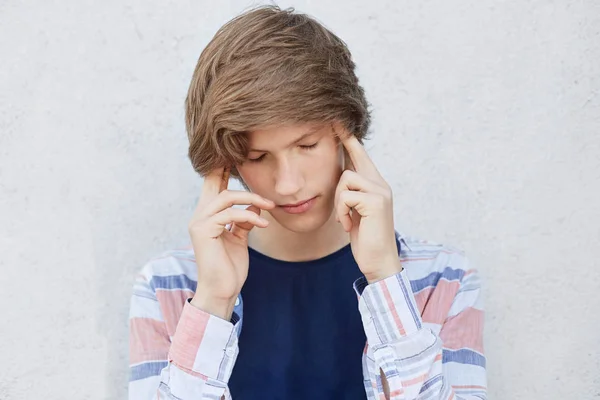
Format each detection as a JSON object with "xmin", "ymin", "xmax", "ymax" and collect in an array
[{"xmin": 128, "ymin": 231, "xmax": 487, "ymax": 399}]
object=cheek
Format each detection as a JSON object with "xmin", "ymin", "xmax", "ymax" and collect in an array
[
  {"xmin": 310, "ymin": 145, "xmax": 345, "ymax": 181},
  {"xmin": 235, "ymin": 165, "xmax": 260, "ymax": 191}
]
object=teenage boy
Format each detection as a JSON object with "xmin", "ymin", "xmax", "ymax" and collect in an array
[{"xmin": 129, "ymin": 5, "xmax": 487, "ymax": 399}]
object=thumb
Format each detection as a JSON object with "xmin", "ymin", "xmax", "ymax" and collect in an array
[{"xmin": 230, "ymin": 205, "xmax": 261, "ymax": 240}]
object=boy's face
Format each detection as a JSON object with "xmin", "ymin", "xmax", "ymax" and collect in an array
[{"xmin": 236, "ymin": 121, "xmax": 348, "ymax": 233}]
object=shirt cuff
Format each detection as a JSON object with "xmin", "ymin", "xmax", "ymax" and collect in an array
[
  {"xmin": 354, "ymin": 269, "xmax": 423, "ymax": 346},
  {"xmin": 168, "ymin": 298, "xmax": 241, "ymax": 383}
]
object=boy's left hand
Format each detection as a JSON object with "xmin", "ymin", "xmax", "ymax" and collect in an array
[{"xmin": 335, "ymin": 135, "xmax": 403, "ymax": 284}]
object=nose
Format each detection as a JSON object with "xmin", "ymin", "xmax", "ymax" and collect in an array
[{"xmin": 273, "ymin": 157, "xmax": 304, "ymax": 197}]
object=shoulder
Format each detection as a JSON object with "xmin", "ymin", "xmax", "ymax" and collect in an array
[
  {"xmin": 398, "ymin": 232, "xmax": 483, "ymax": 326},
  {"xmin": 135, "ymin": 244, "xmax": 198, "ymax": 293},
  {"xmin": 399, "ymin": 233, "xmax": 478, "ymax": 286}
]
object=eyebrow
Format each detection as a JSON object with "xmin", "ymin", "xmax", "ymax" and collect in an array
[{"xmin": 248, "ymin": 125, "xmax": 323, "ymax": 153}]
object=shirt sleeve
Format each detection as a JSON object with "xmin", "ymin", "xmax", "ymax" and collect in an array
[
  {"xmin": 354, "ymin": 261, "xmax": 487, "ymax": 399},
  {"xmin": 128, "ymin": 270, "xmax": 241, "ymax": 399}
]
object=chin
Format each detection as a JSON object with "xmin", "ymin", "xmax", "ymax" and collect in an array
[{"xmin": 270, "ymin": 207, "xmax": 332, "ymax": 234}]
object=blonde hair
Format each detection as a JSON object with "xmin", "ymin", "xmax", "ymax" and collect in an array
[{"xmin": 185, "ymin": 5, "xmax": 371, "ymax": 182}]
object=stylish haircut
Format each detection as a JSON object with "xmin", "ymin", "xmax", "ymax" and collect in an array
[{"xmin": 185, "ymin": 5, "xmax": 372, "ymax": 183}]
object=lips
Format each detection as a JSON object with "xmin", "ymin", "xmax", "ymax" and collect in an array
[
  {"xmin": 280, "ymin": 198, "xmax": 314, "ymax": 207},
  {"xmin": 278, "ymin": 196, "xmax": 318, "ymax": 214}
]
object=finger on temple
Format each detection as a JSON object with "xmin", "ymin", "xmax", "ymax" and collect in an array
[
  {"xmin": 219, "ymin": 166, "xmax": 231, "ymax": 193},
  {"xmin": 202, "ymin": 166, "xmax": 226, "ymax": 198}
]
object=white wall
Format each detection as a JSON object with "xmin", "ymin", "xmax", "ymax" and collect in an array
[{"xmin": 1, "ymin": 1, "xmax": 599, "ymax": 398}]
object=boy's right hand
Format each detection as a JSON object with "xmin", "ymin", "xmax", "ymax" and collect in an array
[{"xmin": 188, "ymin": 166, "xmax": 275, "ymax": 320}]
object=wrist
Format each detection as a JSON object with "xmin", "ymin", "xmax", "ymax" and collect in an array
[
  {"xmin": 190, "ymin": 293, "xmax": 237, "ymax": 321},
  {"xmin": 365, "ymin": 258, "xmax": 403, "ymax": 284}
]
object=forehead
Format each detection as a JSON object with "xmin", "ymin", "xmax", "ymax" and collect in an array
[
  {"xmin": 247, "ymin": 122, "xmax": 329, "ymax": 141},
  {"xmin": 245, "ymin": 122, "xmax": 335, "ymax": 153}
]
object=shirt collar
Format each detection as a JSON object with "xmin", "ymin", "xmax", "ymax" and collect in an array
[{"xmin": 395, "ymin": 229, "xmax": 412, "ymax": 252}]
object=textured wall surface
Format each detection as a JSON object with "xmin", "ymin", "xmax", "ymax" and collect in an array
[{"xmin": 1, "ymin": 1, "xmax": 599, "ymax": 399}]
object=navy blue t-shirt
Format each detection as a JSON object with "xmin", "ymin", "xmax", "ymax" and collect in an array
[{"xmin": 228, "ymin": 242, "xmax": 369, "ymax": 399}]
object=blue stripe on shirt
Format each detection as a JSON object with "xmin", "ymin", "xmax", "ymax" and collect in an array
[
  {"xmin": 442, "ymin": 348, "xmax": 486, "ymax": 367},
  {"xmin": 410, "ymin": 267, "xmax": 465, "ymax": 292},
  {"xmin": 130, "ymin": 361, "xmax": 168, "ymax": 381},
  {"xmin": 149, "ymin": 274, "xmax": 197, "ymax": 292}
]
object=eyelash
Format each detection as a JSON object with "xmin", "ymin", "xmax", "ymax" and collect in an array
[{"xmin": 248, "ymin": 143, "xmax": 318, "ymax": 163}]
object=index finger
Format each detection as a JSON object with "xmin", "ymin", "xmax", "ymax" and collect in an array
[
  {"xmin": 341, "ymin": 135, "xmax": 380, "ymax": 178},
  {"xmin": 201, "ymin": 166, "xmax": 230, "ymax": 199},
  {"xmin": 220, "ymin": 166, "xmax": 230, "ymax": 192}
]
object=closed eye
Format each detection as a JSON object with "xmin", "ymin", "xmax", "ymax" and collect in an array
[
  {"xmin": 248, "ymin": 154, "xmax": 266, "ymax": 163},
  {"xmin": 247, "ymin": 142, "xmax": 319, "ymax": 163},
  {"xmin": 299, "ymin": 142, "xmax": 318, "ymax": 150}
]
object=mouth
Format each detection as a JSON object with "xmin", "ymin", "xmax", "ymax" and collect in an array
[
  {"xmin": 280, "ymin": 197, "xmax": 314, "ymax": 207},
  {"xmin": 278, "ymin": 196, "xmax": 318, "ymax": 214}
]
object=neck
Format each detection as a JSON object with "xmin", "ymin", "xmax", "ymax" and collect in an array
[{"xmin": 247, "ymin": 209, "xmax": 350, "ymax": 262}]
